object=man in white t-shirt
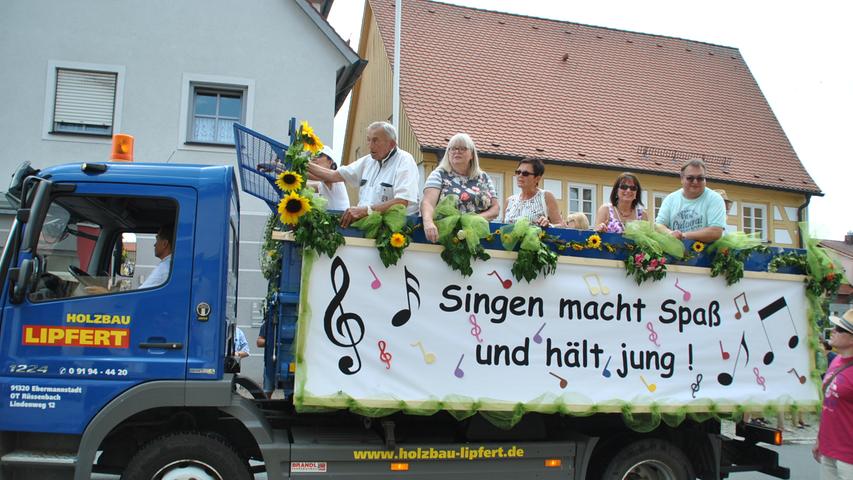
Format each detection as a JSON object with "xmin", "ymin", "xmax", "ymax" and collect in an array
[
  {"xmin": 308, "ymin": 121, "xmax": 419, "ymax": 228},
  {"xmin": 655, "ymin": 159, "xmax": 726, "ymax": 243},
  {"xmin": 140, "ymin": 226, "xmax": 173, "ymax": 289}
]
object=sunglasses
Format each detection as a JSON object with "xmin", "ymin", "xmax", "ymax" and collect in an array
[
  {"xmin": 835, "ymin": 326, "xmax": 851, "ymax": 335},
  {"xmin": 619, "ymin": 184, "xmax": 638, "ymax": 191},
  {"xmin": 683, "ymin": 175, "xmax": 707, "ymax": 183},
  {"xmin": 515, "ymin": 170, "xmax": 536, "ymax": 177}
]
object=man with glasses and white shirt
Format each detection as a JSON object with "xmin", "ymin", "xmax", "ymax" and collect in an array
[
  {"xmin": 655, "ymin": 159, "xmax": 726, "ymax": 243},
  {"xmin": 308, "ymin": 121, "xmax": 419, "ymax": 228}
]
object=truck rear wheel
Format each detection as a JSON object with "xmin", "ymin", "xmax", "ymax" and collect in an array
[
  {"xmin": 600, "ymin": 438, "xmax": 694, "ymax": 480},
  {"xmin": 121, "ymin": 431, "xmax": 251, "ymax": 480}
]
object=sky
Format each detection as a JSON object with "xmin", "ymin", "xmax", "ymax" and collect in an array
[{"xmin": 327, "ymin": 0, "xmax": 852, "ymax": 241}]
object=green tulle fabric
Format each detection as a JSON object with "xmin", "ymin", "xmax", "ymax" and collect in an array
[
  {"xmin": 623, "ymin": 220, "xmax": 686, "ymax": 259},
  {"xmin": 499, "ymin": 218, "xmax": 543, "ymax": 252},
  {"xmin": 800, "ymin": 222, "xmax": 843, "ymax": 282},
  {"xmin": 705, "ymin": 231, "xmax": 762, "ymax": 253},
  {"xmin": 433, "ymin": 194, "xmax": 490, "ymax": 251},
  {"xmin": 350, "ymin": 204, "xmax": 407, "ymax": 238}
]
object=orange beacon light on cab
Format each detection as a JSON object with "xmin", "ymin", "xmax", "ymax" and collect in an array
[{"xmin": 110, "ymin": 134, "xmax": 134, "ymax": 162}]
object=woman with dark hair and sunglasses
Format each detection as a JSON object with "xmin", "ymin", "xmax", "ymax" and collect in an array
[
  {"xmin": 594, "ymin": 172, "xmax": 648, "ymax": 233},
  {"xmin": 503, "ymin": 158, "xmax": 563, "ymax": 227}
]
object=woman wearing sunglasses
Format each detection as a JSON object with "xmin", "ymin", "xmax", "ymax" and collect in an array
[
  {"xmin": 421, "ymin": 133, "xmax": 499, "ymax": 243},
  {"xmin": 503, "ymin": 158, "xmax": 563, "ymax": 227},
  {"xmin": 594, "ymin": 172, "xmax": 648, "ymax": 233}
]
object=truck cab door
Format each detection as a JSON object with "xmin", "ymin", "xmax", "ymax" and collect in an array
[{"xmin": 0, "ymin": 183, "xmax": 197, "ymax": 434}]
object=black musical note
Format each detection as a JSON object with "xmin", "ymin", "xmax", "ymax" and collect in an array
[
  {"xmin": 391, "ymin": 267, "xmax": 421, "ymax": 327},
  {"xmin": 324, "ymin": 257, "xmax": 365, "ymax": 375},
  {"xmin": 718, "ymin": 332, "xmax": 749, "ymax": 386},
  {"xmin": 757, "ymin": 297, "xmax": 799, "ymax": 365}
]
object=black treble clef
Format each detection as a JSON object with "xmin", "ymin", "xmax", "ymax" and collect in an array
[{"xmin": 324, "ymin": 257, "xmax": 365, "ymax": 375}]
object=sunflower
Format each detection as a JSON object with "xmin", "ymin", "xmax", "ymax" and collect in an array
[
  {"xmin": 278, "ymin": 191, "xmax": 311, "ymax": 225},
  {"xmin": 299, "ymin": 121, "xmax": 324, "ymax": 155},
  {"xmin": 275, "ymin": 170, "xmax": 303, "ymax": 192},
  {"xmin": 586, "ymin": 234, "xmax": 602, "ymax": 249},
  {"xmin": 390, "ymin": 232, "xmax": 407, "ymax": 248},
  {"xmin": 691, "ymin": 241, "xmax": 705, "ymax": 253}
]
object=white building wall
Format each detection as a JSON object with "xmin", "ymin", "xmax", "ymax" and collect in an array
[{"xmin": 0, "ymin": 0, "xmax": 351, "ymax": 378}]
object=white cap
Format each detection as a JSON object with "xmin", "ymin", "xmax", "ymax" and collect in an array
[{"xmin": 319, "ymin": 145, "xmax": 336, "ymax": 161}]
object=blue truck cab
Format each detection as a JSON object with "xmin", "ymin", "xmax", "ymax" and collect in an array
[{"xmin": 0, "ymin": 129, "xmax": 797, "ymax": 479}]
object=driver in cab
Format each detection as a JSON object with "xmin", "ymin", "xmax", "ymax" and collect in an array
[{"xmin": 140, "ymin": 226, "xmax": 172, "ymax": 289}]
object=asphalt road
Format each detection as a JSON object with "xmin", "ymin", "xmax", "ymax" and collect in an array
[{"xmin": 729, "ymin": 443, "xmax": 819, "ymax": 479}]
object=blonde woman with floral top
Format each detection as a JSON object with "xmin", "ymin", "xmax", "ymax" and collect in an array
[{"xmin": 421, "ymin": 133, "xmax": 499, "ymax": 243}]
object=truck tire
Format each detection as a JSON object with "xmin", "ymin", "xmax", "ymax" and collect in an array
[
  {"xmin": 600, "ymin": 438, "xmax": 695, "ymax": 480},
  {"xmin": 121, "ymin": 431, "xmax": 251, "ymax": 480}
]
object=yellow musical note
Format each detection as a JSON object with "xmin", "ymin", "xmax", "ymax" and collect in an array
[
  {"xmin": 582, "ymin": 273, "xmax": 609, "ymax": 296},
  {"xmin": 410, "ymin": 341, "xmax": 436, "ymax": 364},
  {"xmin": 640, "ymin": 375, "xmax": 657, "ymax": 392}
]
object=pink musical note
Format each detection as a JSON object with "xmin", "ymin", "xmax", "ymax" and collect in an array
[
  {"xmin": 533, "ymin": 322, "xmax": 546, "ymax": 344},
  {"xmin": 646, "ymin": 322, "xmax": 661, "ymax": 347},
  {"xmin": 549, "ymin": 372, "xmax": 568, "ymax": 389},
  {"xmin": 454, "ymin": 354, "xmax": 465, "ymax": 378},
  {"xmin": 753, "ymin": 367, "xmax": 766, "ymax": 390},
  {"xmin": 719, "ymin": 340, "xmax": 730, "ymax": 360},
  {"xmin": 488, "ymin": 270, "xmax": 512, "ymax": 289},
  {"xmin": 787, "ymin": 368, "xmax": 807, "ymax": 384},
  {"xmin": 469, "ymin": 314, "xmax": 483, "ymax": 343},
  {"xmin": 602, "ymin": 356, "xmax": 612, "ymax": 378},
  {"xmin": 733, "ymin": 292, "xmax": 750, "ymax": 319},
  {"xmin": 368, "ymin": 265, "xmax": 381, "ymax": 289},
  {"xmin": 378, "ymin": 340, "xmax": 392, "ymax": 369},
  {"xmin": 674, "ymin": 278, "xmax": 691, "ymax": 301}
]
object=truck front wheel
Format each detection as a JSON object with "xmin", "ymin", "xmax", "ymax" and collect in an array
[
  {"xmin": 601, "ymin": 438, "xmax": 694, "ymax": 480},
  {"xmin": 121, "ymin": 431, "xmax": 251, "ymax": 480}
]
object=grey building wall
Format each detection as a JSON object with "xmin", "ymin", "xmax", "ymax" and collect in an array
[{"xmin": 0, "ymin": 0, "xmax": 349, "ymax": 384}]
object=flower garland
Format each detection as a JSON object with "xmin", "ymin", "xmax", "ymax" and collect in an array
[
  {"xmin": 624, "ymin": 245, "xmax": 668, "ymax": 285},
  {"xmin": 768, "ymin": 224, "xmax": 843, "ymax": 299},
  {"xmin": 706, "ymin": 232, "xmax": 768, "ymax": 286},
  {"xmin": 500, "ymin": 218, "xmax": 558, "ymax": 282},
  {"xmin": 350, "ymin": 204, "xmax": 415, "ymax": 267},
  {"xmin": 274, "ymin": 121, "xmax": 345, "ymax": 258},
  {"xmin": 621, "ymin": 220, "xmax": 685, "ymax": 285},
  {"xmin": 543, "ymin": 232, "xmax": 618, "ymax": 254}
]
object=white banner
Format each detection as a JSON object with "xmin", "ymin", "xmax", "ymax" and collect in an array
[{"xmin": 296, "ymin": 240, "xmax": 820, "ymax": 412}]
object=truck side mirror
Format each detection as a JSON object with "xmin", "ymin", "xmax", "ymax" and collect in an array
[{"xmin": 9, "ymin": 258, "xmax": 35, "ymax": 304}]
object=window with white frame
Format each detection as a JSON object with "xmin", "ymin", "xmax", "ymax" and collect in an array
[
  {"xmin": 567, "ymin": 183, "xmax": 596, "ymax": 224},
  {"xmin": 653, "ymin": 192, "xmax": 667, "ymax": 221},
  {"xmin": 188, "ymin": 86, "xmax": 245, "ymax": 145},
  {"xmin": 52, "ymin": 68, "xmax": 118, "ymax": 136},
  {"xmin": 742, "ymin": 203, "xmax": 768, "ymax": 240},
  {"xmin": 485, "ymin": 171, "xmax": 504, "ymax": 221}
]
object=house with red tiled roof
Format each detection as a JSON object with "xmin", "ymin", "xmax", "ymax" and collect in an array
[
  {"xmin": 821, "ymin": 233, "xmax": 853, "ymax": 314},
  {"xmin": 343, "ymin": 0, "xmax": 822, "ymax": 247}
]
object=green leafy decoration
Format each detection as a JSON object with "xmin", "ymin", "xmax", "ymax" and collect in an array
[
  {"xmin": 351, "ymin": 204, "xmax": 414, "ymax": 267},
  {"xmin": 433, "ymin": 195, "xmax": 491, "ymax": 276}
]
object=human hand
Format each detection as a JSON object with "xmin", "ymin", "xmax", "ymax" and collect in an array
[
  {"xmin": 670, "ymin": 230, "xmax": 684, "ymax": 240},
  {"xmin": 256, "ymin": 337, "xmax": 266, "ymax": 348},
  {"xmin": 340, "ymin": 206, "xmax": 369, "ymax": 228},
  {"xmin": 535, "ymin": 216, "xmax": 550, "ymax": 228},
  {"xmin": 424, "ymin": 222, "xmax": 439, "ymax": 243},
  {"xmin": 596, "ymin": 223, "xmax": 607, "ymax": 232}
]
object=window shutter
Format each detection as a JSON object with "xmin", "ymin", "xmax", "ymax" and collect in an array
[{"xmin": 54, "ymin": 69, "xmax": 117, "ymax": 127}]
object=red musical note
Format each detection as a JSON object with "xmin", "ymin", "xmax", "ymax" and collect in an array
[
  {"xmin": 733, "ymin": 292, "xmax": 750, "ymax": 319},
  {"xmin": 787, "ymin": 368, "xmax": 807, "ymax": 384},
  {"xmin": 454, "ymin": 354, "xmax": 465, "ymax": 378},
  {"xmin": 488, "ymin": 270, "xmax": 512, "ymax": 289},
  {"xmin": 368, "ymin": 265, "xmax": 381, "ymax": 289},
  {"xmin": 674, "ymin": 278, "xmax": 692, "ymax": 301},
  {"xmin": 753, "ymin": 367, "xmax": 766, "ymax": 390},
  {"xmin": 377, "ymin": 340, "xmax": 392, "ymax": 369},
  {"xmin": 469, "ymin": 314, "xmax": 483, "ymax": 343},
  {"xmin": 718, "ymin": 332, "xmax": 750, "ymax": 386},
  {"xmin": 549, "ymin": 372, "xmax": 568, "ymax": 389},
  {"xmin": 719, "ymin": 340, "xmax": 730, "ymax": 360},
  {"xmin": 757, "ymin": 297, "xmax": 799, "ymax": 365},
  {"xmin": 646, "ymin": 322, "xmax": 661, "ymax": 347},
  {"xmin": 533, "ymin": 322, "xmax": 546, "ymax": 344}
]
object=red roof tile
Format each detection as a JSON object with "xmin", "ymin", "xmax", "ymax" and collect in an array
[{"xmin": 368, "ymin": 0, "xmax": 821, "ymax": 194}]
